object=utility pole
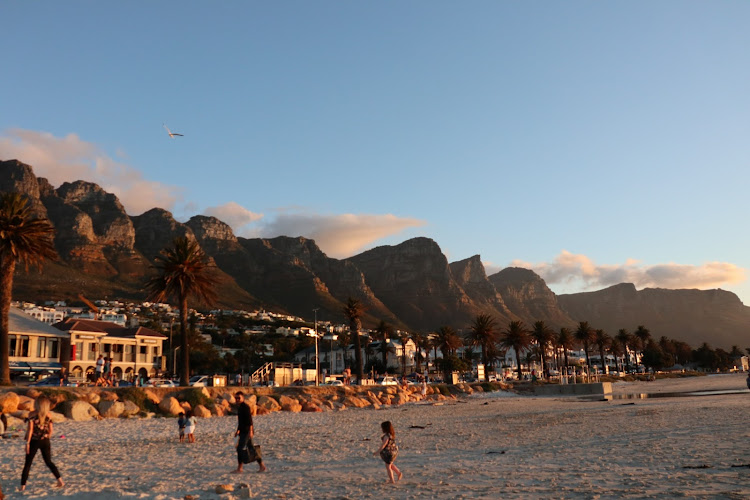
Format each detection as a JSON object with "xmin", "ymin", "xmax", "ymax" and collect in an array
[{"xmin": 313, "ymin": 308, "xmax": 319, "ymax": 386}]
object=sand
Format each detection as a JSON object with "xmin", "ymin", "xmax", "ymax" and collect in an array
[{"xmin": 1, "ymin": 373, "xmax": 749, "ymax": 499}]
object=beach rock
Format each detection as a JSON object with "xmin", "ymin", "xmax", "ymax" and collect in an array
[
  {"xmin": 278, "ymin": 395, "xmax": 297, "ymax": 407},
  {"xmin": 255, "ymin": 406, "xmax": 270, "ymax": 416},
  {"xmin": 25, "ymin": 389, "xmax": 42, "ymax": 399},
  {"xmin": 100, "ymin": 391, "xmax": 120, "ymax": 401},
  {"xmin": 194, "ymin": 405, "xmax": 211, "ymax": 418},
  {"xmin": 159, "ymin": 397, "xmax": 183, "ymax": 416},
  {"xmin": 301, "ymin": 402, "xmax": 323, "ymax": 412},
  {"xmin": 211, "ymin": 405, "xmax": 226, "ymax": 417},
  {"xmin": 180, "ymin": 401, "xmax": 192, "ymax": 413},
  {"xmin": 215, "ymin": 484, "xmax": 234, "ymax": 494},
  {"xmin": 5, "ymin": 415, "xmax": 24, "ymax": 430},
  {"xmin": 121, "ymin": 400, "xmax": 140, "ymax": 417},
  {"xmin": 245, "ymin": 394, "xmax": 257, "ymax": 407},
  {"xmin": 86, "ymin": 392, "xmax": 101, "ymax": 405},
  {"xmin": 11, "ymin": 410, "xmax": 30, "ymax": 420},
  {"xmin": 17, "ymin": 396, "xmax": 34, "ymax": 411},
  {"xmin": 343, "ymin": 396, "xmax": 369, "ymax": 408},
  {"xmin": 60, "ymin": 400, "xmax": 99, "ymax": 421},
  {"xmin": 281, "ymin": 402, "xmax": 302, "ymax": 413},
  {"xmin": 49, "ymin": 411, "xmax": 66, "ymax": 423},
  {"xmin": 98, "ymin": 400, "xmax": 125, "ymax": 418},
  {"xmin": 0, "ymin": 392, "xmax": 20, "ymax": 413},
  {"xmin": 256, "ymin": 396, "xmax": 280, "ymax": 412},
  {"xmin": 220, "ymin": 392, "xmax": 236, "ymax": 405},
  {"xmin": 143, "ymin": 389, "xmax": 161, "ymax": 405}
]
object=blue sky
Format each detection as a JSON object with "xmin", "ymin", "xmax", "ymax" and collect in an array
[{"xmin": 2, "ymin": 2, "xmax": 749, "ymax": 302}]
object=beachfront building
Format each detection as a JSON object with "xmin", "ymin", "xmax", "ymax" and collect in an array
[
  {"xmin": 54, "ymin": 318, "xmax": 167, "ymax": 382},
  {"xmin": 8, "ymin": 307, "xmax": 67, "ymax": 377},
  {"xmin": 19, "ymin": 306, "xmax": 66, "ymax": 325}
]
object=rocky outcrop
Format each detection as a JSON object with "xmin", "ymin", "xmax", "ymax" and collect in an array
[
  {"xmin": 450, "ymin": 255, "xmax": 516, "ymax": 324},
  {"xmin": 347, "ymin": 238, "xmax": 477, "ymax": 330},
  {"xmin": 489, "ymin": 267, "xmax": 575, "ymax": 328},
  {"xmin": 60, "ymin": 400, "xmax": 99, "ymax": 421},
  {"xmin": 558, "ymin": 284, "xmax": 750, "ymax": 348},
  {"xmin": 131, "ymin": 208, "xmax": 196, "ymax": 261}
]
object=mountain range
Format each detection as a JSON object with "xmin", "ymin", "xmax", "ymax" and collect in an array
[{"xmin": 2, "ymin": 158, "xmax": 749, "ymax": 350}]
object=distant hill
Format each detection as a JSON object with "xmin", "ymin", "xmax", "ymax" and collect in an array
[{"xmin": 2, "ymin": 158, "xmax": 748, "ymax": 348}]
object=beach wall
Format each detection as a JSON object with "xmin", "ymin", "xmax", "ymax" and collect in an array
[{"xmin": 533, "ymin": 382, "xmax": 612, "ymax": 396}]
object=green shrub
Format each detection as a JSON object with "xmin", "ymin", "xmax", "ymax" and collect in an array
[
  {"xmin": 116, "ymin": 388, "xmax": 157, "ymax": 413},
  {"xmin": 181, "ymin": 388, "xmax": 215, "ymax": 410}
]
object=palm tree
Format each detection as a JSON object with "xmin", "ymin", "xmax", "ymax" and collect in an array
[
  {"xmin": 0, "ymin": 193, "xmax": 57, "ymax": 385},
  {"xmin": 467, "ymin": 314, "xmax": 498, "ymax": 369},
  {"xmin": 615, "ymin": 329, "xmax": 632, "ymax": 372},
  {"xmin": 634, "ymin": 325, "xmax": 651, "ymax": 366},
  {"xmin": 609, "ymin": 338, "xmax": 625, "ymax": 373},
  {"xmin": 398, "ymin": 331, "xmax": 411, "ymax": 375},
  {"xmin": 557, "ymin": 327, "xmax": 574, "ymax": 373},
  {"xmin": 145, "ymin": 236, "xmax": 217, "ymax": 386},
  {"xmin": 411, "ymin": 331, "xmax": 429, "ymax": 374},
  {"xmin": 499, "ymin": 320, "xmax": 532, "ymax": 380},
  {"xmin": 593, "ymin": 329, "xmax": 610, "ymax": 374},
  {"xmin": 374, "ymin": 320, "xmax": 393, "ymax": 367},
  {"xmin": 574, "ymin": 321, "xmax": 595, "ymax": 371},
  {"xmin": 342, "ymin": 297, "xmax": 365, "ymax": 384},
  {"xmin": 531, "ymin": 321, "xmax": 555, "ymax": 379},
  {"xmin": 435, "ymin": 325, "xmax": 462, "ymax": 382}
]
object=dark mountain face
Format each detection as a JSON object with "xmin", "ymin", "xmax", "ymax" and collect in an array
[
  {"xmin": 488, "ymin": 267, "xmax": 575, "ymax": 329},
  {"xmin": 558, "ymin": 284, "xmax": 750, "ymax": 349},
  {"xmin": 1, "ymin": 158, "xmax": 748, "ymax": 348}
]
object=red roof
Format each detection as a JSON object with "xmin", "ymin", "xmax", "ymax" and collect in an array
[{"xmin": 53, "ymin": 318, "xmax": 166, "ymax": 339}]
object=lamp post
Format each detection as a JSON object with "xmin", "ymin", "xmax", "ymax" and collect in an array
[
  {"xmin": 173, "ymin": 346, "xmax": 180, "ymax": 380},
  {"xmin": 324, "ymin": 333, "xmax": 338, "ymax": 379},
  {"xmin": 313, "ymin": 308, "xmax": 319, "ymax": 386}
]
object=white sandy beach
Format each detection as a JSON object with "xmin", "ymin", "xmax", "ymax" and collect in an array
[{"xmin": 1, "ymin": 373, "xmax": 749, "ymax": 499}]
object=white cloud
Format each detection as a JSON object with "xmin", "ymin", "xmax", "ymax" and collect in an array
[
  {"xmin": 512, "ymin": 250, "xmax": 746, "ymax": 291},
  {"xmin": 482, "ymin": 261, "xmax": 502, "ymax": 276},
  {"xmin": 0, "ymin": 128, "xmax": 182, "ymax": 215},
  {"xmin": 204, "ymin": 202, "xmax": 264, "ymax": 233},
  {"xmin": 259, "ymin": 212, "xmax": 426, "ymax": 258}
]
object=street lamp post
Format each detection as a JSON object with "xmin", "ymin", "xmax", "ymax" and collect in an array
[
  {"xmin": 313, "ymin": 308, "xmax": 319, "ymax": 386},
  {"xmin": 325, "ymin": 333, "xmax": 338, "ymax": 378},
  {"xmin": 173, "ymin": 346, "xmax": 180, "ymax": 379}
]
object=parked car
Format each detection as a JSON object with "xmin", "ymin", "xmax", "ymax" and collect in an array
[
  {"xmin": 149, "ymin": 379, "xmax": 178, "ymax": 388},
  {"xmin": 377, "ymin": 376, "xmax": 399, "ymax": 386},
  {"xmin": 189, "ymin": 375, "xmax": 208, "ymax": 387},
  {"xmin": 29, "ymin": 377, "xmax": 77, "ymax": 387},
  {"xmin": 325, "ymin": 379, "xmax": 344, "ymax": 386}
]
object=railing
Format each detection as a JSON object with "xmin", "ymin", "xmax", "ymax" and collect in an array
[{"xmin": 251, "ymin": 362, "xmax": 273, "ymax": 384}]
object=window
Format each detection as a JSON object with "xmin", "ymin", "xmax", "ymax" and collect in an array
[
  {"xmin": 49, "ymin": 339, "xmax": 59, "ymax": 359},
  {"xmin": 9, "ymin": 335, "xmax": 17, "ymax": 357},
  {"xmin": 103, "ymin": 343, "xmax": 111, "ymax": 353},
  {"xmin": 125, "ymin": 344, "xmax": 135, "ymax": 362},
  {"xmin": 37, "ymin": 337, "xmax": 48, "ymax": 357},
  {"xmin": 75, "ymin": 342, "xmax": 83, "ymax": 361},
  {"xmin": 88, "ymin": 343, "xmax": 97, "ymax": 361},
  {"xmin": 19, "ymin": 336, "xmax": 30, "ymax": 357}
]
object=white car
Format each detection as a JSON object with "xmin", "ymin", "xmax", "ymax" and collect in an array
[
  {"xmin": 189, "ymin": 375, "xmax": 208, "ymax": 387},
  {"xmin": 377, "ymin": 376, "xmax": 399, "ymax": 386},
  {"xmin": 326, "ymin": 380, "xmax": 344, "ymax": 386}
]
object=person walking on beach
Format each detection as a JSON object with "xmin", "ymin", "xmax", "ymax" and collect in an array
[
  {"xmin": 177, "ymin": 412, "xmax": 186, "ymax": 443},
  {"xmin": 95, "ymin": 354, "xmax": 104, "ymax": 382},
  {"xmin": 20, "ymin": 396, "xmax": 64, "ymax": 492},
  {"xmin": 184, "ymin": 410, "xmax": 197, "ymax": 443},
  {"xmin": 374, "ymin": 421, "xmax": 402, "ymax": 484},
  {"xmin": 233, "ymin": 392, "xmax": 266, "ymax": 473}
]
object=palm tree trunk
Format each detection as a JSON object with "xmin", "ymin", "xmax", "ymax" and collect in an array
[
  {"xmin": 0, "ymin": 258, "xmax": 15, "ymax": 386},
  {"xmin": 353, "ymin": 332, "xmax": 363, "ymax": 384},
  {"xmin": 515, "ymin": 350, "xmax": 523, "ymax": 380},
  {"xmin": 179, "ymin": 297, "xmax": 190, "ymax": 387},
  {"xmin": 599, "ymin": 346, "xmax": 607, "ymax": 373}
]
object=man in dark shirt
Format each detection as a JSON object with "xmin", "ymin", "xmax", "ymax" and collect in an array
[{"xmin": 233, "ymin": 392, "xmax": 266, "ymax": 473}]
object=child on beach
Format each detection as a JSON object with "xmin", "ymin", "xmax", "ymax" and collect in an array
[
  {"xmin": 373, "ymin": 421, "xmax": 402, "ymax": 484},
  {"xmin": 184, "ymin": 410, "xmax": 197, "ymax": 443},
  {"xmin": 177, "ymin": 412, "xmax": 186, "ymax": 443}
]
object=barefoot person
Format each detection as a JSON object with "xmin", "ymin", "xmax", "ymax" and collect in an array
[
  {"xmin": 374, "ymin": 421, "xmax": 402, "ymax": 483},
  {"xmin": 20, "ymin": 396, "xmax": 64, "ymax": 492},
  {"xmin": 233, "ymin": 392, "xmax": 266, "ymax": 473}
]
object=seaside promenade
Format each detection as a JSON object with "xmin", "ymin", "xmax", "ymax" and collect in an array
[{"xmin": 0, "ymin": 373, "xmax": 748, "ymax": 499}]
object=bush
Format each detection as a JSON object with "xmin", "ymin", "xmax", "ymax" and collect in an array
[
  {"xmin": 181, "ymin": 388, "xmax": 215, "ymax": 410},
  {"xmin": 116, "ymin": 388, "xmax": 157, "ymax": 413}
]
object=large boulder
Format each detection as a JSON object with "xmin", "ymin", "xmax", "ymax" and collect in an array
[
  {"xmin": 142, "ymin": 389, "xmax": 161, "ymax": 405},
  {"xmin": 99, "ymin": 391, "xmax": 119, "ymax": 402},
  {"xmin": 0, "ymin": 392, "xmax": 20, "ymax": 413},
  {"xmin": 49, "ymin": 411, "xmax": 66, "ymax": 423},
  {"xmin": 17, "ymin": 395, "xmax": 35, "ymax": 411},
  {"xmin": 256, "ymin": 396, "xmax": 280, "ymax": 412},
  {"xmin": 343, "ymin": 396, "xmax": 370, "ymax": 408},
  {"xmin": 98, "ymin": 400, "xmax": 125, "ymax": 418},
  {"xmin": 159, "ymin": 397, "xmax": 183, "ymax": 416},
  {"xmin": 60, "ymin": 400, "xmax": 99, "ymax": 421},
  {"xmin": 121, "ymin": 400, "xmax": 140, "ymax": 417},
  {"xmin": 301, "ymin": 402, "xmax": 323, "ymax": 413},
  {"xmin": 86, "ymin": 392, "xmax": 102, "ymax": 405},
  {"xmin": 281, "ymin": 401, "xmax": 302, "ymax": 413},
  {"xmin": 193, "ymin": 405, "xmax": 211, "ymax": 418},
  {"xmin": 278, "ymin": 395, "xmax": 298, "ymax": 407}
]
